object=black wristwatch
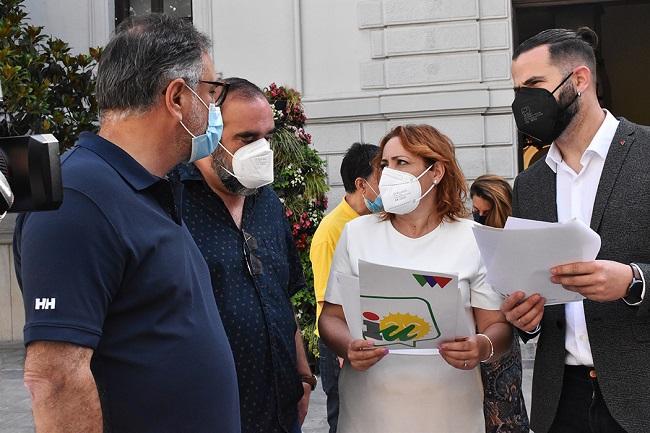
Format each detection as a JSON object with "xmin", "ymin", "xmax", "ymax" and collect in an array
[
  {"xmin": 624, "ymin": 263, "xmax": 645, "ymax": 305},
  {"xmin": 301, "ymin": 374, "xmax": 317, "ymax": 391}
]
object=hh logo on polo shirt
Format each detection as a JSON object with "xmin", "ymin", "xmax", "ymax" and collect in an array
[{"xmin": 34, "ymin": 298, "xmax": 56, "ymax": 310}]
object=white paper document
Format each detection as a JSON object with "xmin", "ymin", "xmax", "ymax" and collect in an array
[
  {"xmin": 472, "ymin": 217, "xmax": 601, "ymax": 305},
  {"xmin": 333, "ymin": 271, "xmax": 441, "ymax": 355},
  {"xmin": 337, "ymin": 260, "xmax": 467, "ymax": 355}
]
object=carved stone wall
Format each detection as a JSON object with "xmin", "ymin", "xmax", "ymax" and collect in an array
[{"xmin": 2, "ymin": 0, "xmax": 520, "ymax": 342}]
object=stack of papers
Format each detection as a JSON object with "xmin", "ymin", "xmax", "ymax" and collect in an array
[{"xmin": 472, "ymin": 217, "xmax": 601, "ymax": 305}]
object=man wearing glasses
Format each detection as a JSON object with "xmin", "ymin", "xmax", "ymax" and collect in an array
[
  {"xmin": 14, "ymin": 15, "xmax": 240, "ymax": 433},
  {"xmin": 174, "ymin": 77, "xmax": 313, "ymax": 433}
]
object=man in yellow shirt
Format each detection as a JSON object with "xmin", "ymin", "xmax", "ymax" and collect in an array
[{"xmin": 310, "ymin": 142, "xmax": 380, "ymax": 433}]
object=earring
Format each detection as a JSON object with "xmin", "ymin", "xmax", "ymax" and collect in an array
[{"xmin": 577, "ymin": 91, "xmax": 582, "ymax": 97}]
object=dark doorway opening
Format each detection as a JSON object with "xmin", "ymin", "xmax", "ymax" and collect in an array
[
  {"xmin": 115, "ymin": 0, "xmax": 193, "ymax": 26},
  {"xmin": 513, "ymin": 0, "xmax": 650, "ymax": 170}
]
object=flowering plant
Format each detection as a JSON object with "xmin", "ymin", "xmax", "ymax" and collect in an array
[{"xmin": 266, "ymin": 83, "xmax": 328, "ymax": 358}]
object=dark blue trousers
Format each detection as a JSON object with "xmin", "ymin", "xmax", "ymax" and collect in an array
[
  {"xmin": 548, "ymin": 366, "xmax": 627, "ymax": 433},
  {"xmin": 318, "ymin": 339, "xmax": 340, "ymax": 433}
]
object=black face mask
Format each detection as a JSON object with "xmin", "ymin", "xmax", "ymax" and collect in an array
[
  {"xmin": 512, "ymin": 72, "xmax": 579, "ymax": 145},
  {"xmin": 472, "ymin": 211, "xmax": 487, "ymax": 225}
]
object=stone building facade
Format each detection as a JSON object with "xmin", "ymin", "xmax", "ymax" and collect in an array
[{"xmin": 1, "ymin": 0, "xmax": 519, "ymax": 341}]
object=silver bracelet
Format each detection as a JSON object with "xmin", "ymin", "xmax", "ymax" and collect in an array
[{"xmin": 477, "ymin": 333, "xmax": 494, "ymax": 363}]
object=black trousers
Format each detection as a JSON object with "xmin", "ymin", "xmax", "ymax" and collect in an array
[{"xmin": 548, "ymin": 366, "xmax": 627, "ymax": 433}]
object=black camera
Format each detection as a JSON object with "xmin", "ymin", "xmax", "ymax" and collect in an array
[
  {"xmin": 0, "ymin": 134, "xmax": 63, "ymax": 213},
  {"xmin": 0, "ymin": 83, "xmax": 63, "ymax": 214}
]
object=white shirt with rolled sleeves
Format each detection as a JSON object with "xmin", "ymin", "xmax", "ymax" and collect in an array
[
  {"xmin": 545, "ymin": 109, "xmax": 619, "ymax": 367},
  {"xmin": 324, "ymin": 215, "xmax": 501, "ymax": 433}
]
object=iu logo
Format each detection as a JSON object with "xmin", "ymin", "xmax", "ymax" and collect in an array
[{"xmin": 35, "ymin": 298, "xmax": 56, "ymax": 310}]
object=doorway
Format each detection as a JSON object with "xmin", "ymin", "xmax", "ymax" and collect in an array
[
  {"xmin": 115, "ymin": 0, "xmax": 193, "ymax": 26},
  {"xmin": 513, "ymin": 0, "xmax": 650, "ymax": 169}
]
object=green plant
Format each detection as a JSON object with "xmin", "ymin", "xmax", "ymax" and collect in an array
[
  {"xmin": 0, "ymin": 0, "xmax": 100, "ymax": 149},
  {"xmin": 0, "ymin": 2, "xmax": 329, "ymax": 360},
  {"xmin": 266, "ymin": 83, "xmax": 328, "ymax": 360}
]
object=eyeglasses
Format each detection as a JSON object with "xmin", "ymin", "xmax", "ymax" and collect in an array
[
  {"xmin": 242, "ymin": 230, "xmax": 263, "ymax": 277},
  {"xmin": 161, "ymin": 79, "xmax": 229, "ymax": 106},
  {"xmin": 199, "ymin": 80, "xmax": 229, "ymax": 106}
]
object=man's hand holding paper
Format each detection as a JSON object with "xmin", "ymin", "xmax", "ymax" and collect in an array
[
  {"xmin": 472, "ymin": 217, "xmax": 602, "ymax": 305},
  {"xmin": 550, "ymin": 260, "xmax": 633, "ymax": 302},
  {"xmin": 500, "ymin": 292, "xmax": 546, "ymax": 333}
]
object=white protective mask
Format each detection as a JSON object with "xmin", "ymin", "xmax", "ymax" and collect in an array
[
  {"xmin": 220, "ymin": 138, "xmax": 274, "ymax": 189},
  {"xmin": 378, "ymin": 165, "xmax": 436, "ymax": 215}
]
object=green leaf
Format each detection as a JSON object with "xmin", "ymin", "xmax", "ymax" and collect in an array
[{"xmin": 1, "ymin": 0, "xmax": 99, "ymax": 150}]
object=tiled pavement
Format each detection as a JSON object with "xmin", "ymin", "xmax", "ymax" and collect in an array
[
  {"xmin": 0, "ymin": 345, "xmax": 33, "ymax": 433},
  {"xmin": 0, "ymin": 343, "xmax": 534, "ymax": 433}
]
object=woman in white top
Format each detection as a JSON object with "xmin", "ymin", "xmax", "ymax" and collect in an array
[{"xmin": 318, "ymin": 124, "xmax": 513, "ymax": 433}]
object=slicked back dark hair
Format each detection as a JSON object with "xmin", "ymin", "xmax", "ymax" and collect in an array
[
  {"xmin": 513, "ymin": 27, "xmax": 598, "ymax": 76},
  {"xmin": 341, "ymin": 143, "xmax": 380, "ymax": 193},
  {"xmin": 223, "ymin": 77, "xmax": 266, "ymax": 102},
  {"xmin": 96, "ymin": 14, "xmax": 211, "ymax": 115}
]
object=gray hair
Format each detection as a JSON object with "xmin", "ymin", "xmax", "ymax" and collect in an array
[{"xmin": 96, "ymin": 14, "xmax": 211, "ymax": 118}]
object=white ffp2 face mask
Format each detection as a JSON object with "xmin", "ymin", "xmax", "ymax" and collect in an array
[
  {"xmin": 220, "ymin": 138, "xmax": 274, "ymax": 189},
  {"xmin": 378, "ymin": 165, "xmax": 435, "ymax": 215}
]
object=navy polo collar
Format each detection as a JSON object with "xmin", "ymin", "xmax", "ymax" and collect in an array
[{"xmin": 76, "ymin": 131, "xmax": 161, "ymax": 191}]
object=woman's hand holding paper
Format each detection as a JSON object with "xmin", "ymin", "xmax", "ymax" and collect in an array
[
  {"xmin": 439, "ymin": 336, "xmax": 484, "ymax": 370},
  {"xmin": 346, "ymin": 339, "xmax": 388, "ymax": 371}
]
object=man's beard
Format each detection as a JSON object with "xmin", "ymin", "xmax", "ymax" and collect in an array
[
  {"xmin": 211, "ymin": 147, "xmax": 257, "ymax": 196},
  {"xmin": 553, "ymin": 81, "xmax": 580, "ymax": 140}
]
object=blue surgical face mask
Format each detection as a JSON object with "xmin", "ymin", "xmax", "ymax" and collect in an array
[
  {"xmin": 180, "ymin": 84, "xmax": 224, "ymax": 163},
  {"xmin": 363, "ymin": 181, "xmax": 383, "ymax": 213}
]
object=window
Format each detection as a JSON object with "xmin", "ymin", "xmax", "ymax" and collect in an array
[{"xmin": 115, "ymin": 0, "xmax": 192, "ymax": 25}]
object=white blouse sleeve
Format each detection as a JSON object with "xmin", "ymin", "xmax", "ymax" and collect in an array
[{"xmin": 469, "ymin": 253, "xmax": 503, "ymax": 311}]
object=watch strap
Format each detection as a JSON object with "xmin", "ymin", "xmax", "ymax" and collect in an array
[
  {"xmin": 624, "ymin": 263, "xmax": 645, "ymax": 306},
  {"xmin": 301, "ymin": 374, "xmax": 317, "ymax": 391}
]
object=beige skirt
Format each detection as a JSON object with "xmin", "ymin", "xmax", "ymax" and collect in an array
[{"xmin": 336, "ymin": 352, "xmax": 486, "ymax": 433}]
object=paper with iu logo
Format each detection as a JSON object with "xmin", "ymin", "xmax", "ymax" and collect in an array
[{"xmin": 349, "ymin": 260, "xmax": 463, "ymax": 354}]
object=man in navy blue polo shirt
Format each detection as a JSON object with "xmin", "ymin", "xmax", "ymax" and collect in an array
[
  {"xmin": 13, "ymin": 15, "xmax": 240, "ymax": 433},
  {"xmin": 174, "ymin": 78, "xmax": 314, "ymax": 433}
]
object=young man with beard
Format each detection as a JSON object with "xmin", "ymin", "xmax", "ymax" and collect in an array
[
  {"xmin": 502, "ymin": 27, "xmax": 650, "ymax": 433},
  {"xmin": 174, "ymin": 78, "xmax": 313, "ymax": 433}
]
